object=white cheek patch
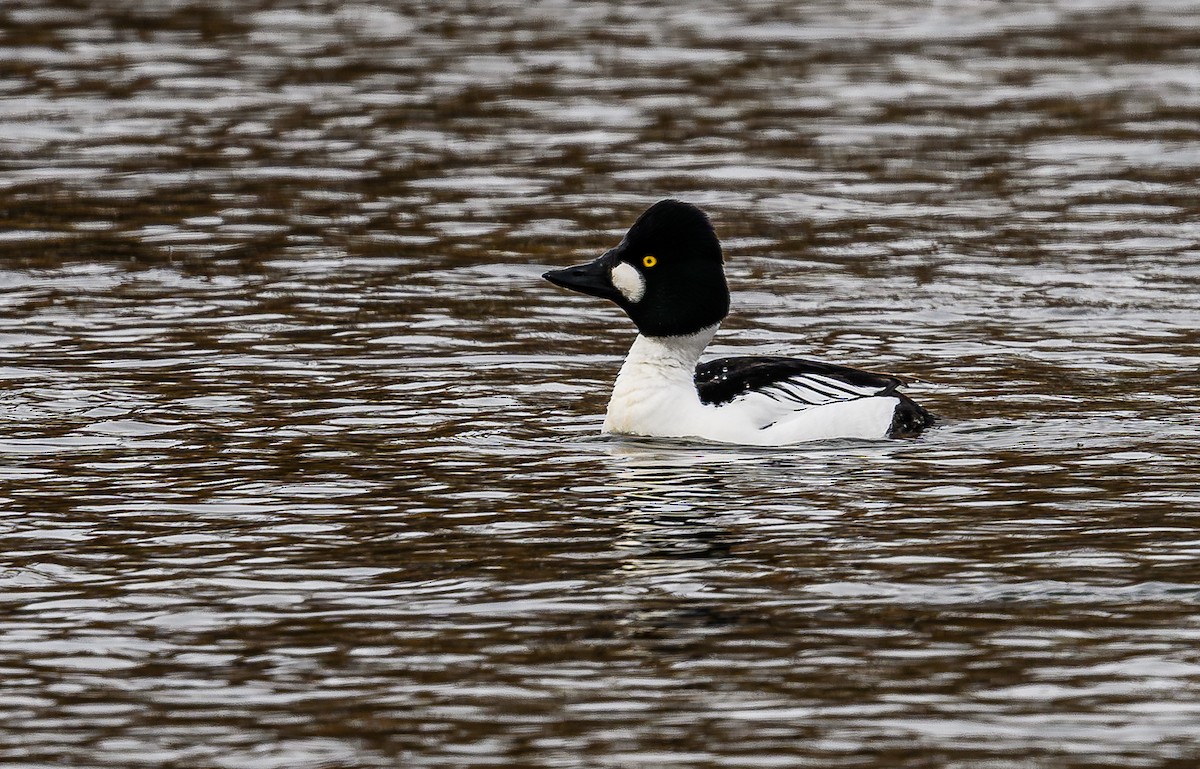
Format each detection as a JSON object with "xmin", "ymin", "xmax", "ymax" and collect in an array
[{"xmin": 610, "ymin": 261, "xmax": 646, "ymax": 303}]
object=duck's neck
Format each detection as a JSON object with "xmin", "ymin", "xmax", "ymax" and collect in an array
[
  {"xmin": 603, "ymin": 325, "xmax": 719, "ymax": 435},
  {"xmin": 619, "ymin": 324, "xmax": 719, "ymax": 375}
]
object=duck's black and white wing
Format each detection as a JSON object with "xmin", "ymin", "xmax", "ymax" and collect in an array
[{"xmin": 694, "ymin": 356, "xmax": 934, "ymax": 438}]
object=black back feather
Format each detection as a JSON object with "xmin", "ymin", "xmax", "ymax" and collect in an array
[
  {"xmin": 695, "ymin": 356, "xmax": 902, "ymax": 405},
  {"xmin": 694, "ymin": 355, "xmax": 935, "ymax": 438}
]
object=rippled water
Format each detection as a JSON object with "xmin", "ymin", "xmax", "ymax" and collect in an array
[{"xmin": 3, "ymin": 1, "xmax": 1200, "ymax": 767}]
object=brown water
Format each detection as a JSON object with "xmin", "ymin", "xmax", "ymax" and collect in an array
[{"xmin": 3, "ymin": 1, "xmax": 1200, "ymax": 767}]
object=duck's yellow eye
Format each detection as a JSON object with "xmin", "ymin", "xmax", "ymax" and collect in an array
[{"xmin": 642, "ymin": 255, "xmax": 657, "ymax": 268}]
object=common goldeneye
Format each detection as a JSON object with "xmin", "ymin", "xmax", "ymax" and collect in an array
[{"xmin": 543, "ymin": 199, "xmax": 934, "ymax": 445}]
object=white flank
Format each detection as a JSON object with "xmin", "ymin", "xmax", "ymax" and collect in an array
[{"xmin": 602, "ymin": 325, "xmax": 897, "ymax": 445}]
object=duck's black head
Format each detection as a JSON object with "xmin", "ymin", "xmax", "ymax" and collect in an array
[{"xmin": 543, "ymin": 199, "xmax": 729, "ymax": 338}]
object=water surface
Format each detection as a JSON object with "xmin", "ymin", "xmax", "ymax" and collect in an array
[{"xmin": 2, "ymin": 1, "xmax": 1200, "ymax": 767}]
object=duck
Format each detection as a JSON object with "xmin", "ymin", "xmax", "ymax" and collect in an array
[{"xmin": 543, "ymin": 199, "xmax": 934, "ymax": 445}]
